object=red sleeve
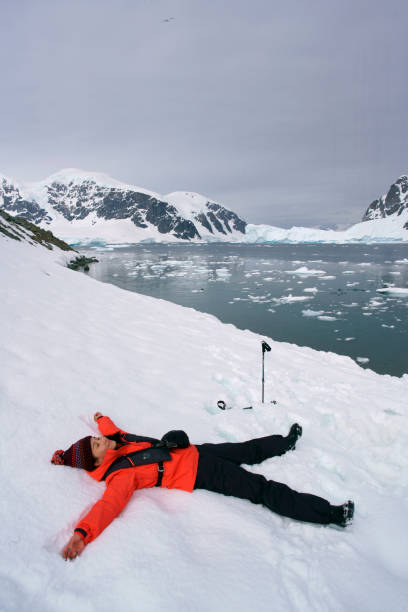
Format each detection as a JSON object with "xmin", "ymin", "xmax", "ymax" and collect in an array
[
  {"xmin": 75, "ymin": 471, "xmax": 135, "ymax": 544},
  {"xmin": 97, "ymin": 416, "xmax": 125, "ymax": 437}
]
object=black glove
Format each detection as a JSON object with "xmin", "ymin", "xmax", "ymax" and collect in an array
[{"xmin": 160, "ymin": 430, "xmax": 190, "ymax": 449}]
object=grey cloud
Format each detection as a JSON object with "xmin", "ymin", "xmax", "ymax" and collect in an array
[{"xmin": 0, "ymin": 0, "xmax": 406, "ymax": 227}]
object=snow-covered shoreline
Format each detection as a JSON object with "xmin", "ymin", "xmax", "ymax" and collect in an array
[
  {"xmin": 62, "ymin": 215, "xmax": 408, "ymax": 247},
  {"xmin": 1, "ymin": 233, "xmax": 408, "ymax": 611},
  {"xmin": 57, "ymin": 213, "xmax": 408, "ymax": 247}
]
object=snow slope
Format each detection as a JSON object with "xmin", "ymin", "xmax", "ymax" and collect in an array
[{"xmin": 1, "ymin": 233, "xmax": 408, "ymax": 612}]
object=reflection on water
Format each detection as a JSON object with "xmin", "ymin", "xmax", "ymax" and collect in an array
[{"xmin": 84, "ymin": 243, "xmax": 408, "ymax": 377}]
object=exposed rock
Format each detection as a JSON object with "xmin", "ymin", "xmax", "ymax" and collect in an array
[
  {"xmin": 0, "ymin": 178, "xmax": 51, "ymax": 225},
  {"xmin": 0, "ymin": 173, "xmax": 247, "ymax": 242},
  {"xmin": 362, "ymin": 175, "xmax": 408, "ymax": 222},
  {"xmin": 0, "ymin": 208, "xmax": 75, "ymax": 251}
]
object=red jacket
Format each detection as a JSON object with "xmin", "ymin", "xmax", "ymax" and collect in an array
[{"xmin": 75, "ymin": 416, "xmax": 199, "ymax": 544}]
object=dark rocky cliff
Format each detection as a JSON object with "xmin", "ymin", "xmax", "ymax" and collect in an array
[{"xmin": 362, "ymin": 175, "xmax": 408, "ymax": 230}]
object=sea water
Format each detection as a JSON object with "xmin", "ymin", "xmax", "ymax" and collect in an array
[{"xmin": 84, "ymin": 243, "xmax": 408, "ymax": 377}]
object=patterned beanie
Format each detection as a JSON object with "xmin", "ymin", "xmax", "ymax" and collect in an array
[{"xmin": 51, "ymin": 436, "xmax": 94, "ymax": 471}]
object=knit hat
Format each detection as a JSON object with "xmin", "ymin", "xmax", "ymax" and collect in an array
[{"xmin": 51, "ymin": 436, "xmax": 94, "ymax": 471}]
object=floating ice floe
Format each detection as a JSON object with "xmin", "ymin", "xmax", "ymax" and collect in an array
[
  {"xmin": 285, "ymin": 266, "xmax": 325, "ymax": 276},
  {"xmin": 377, "ymin": 287, "xmax": 408, "ymax": 296},
  {"xmin": 301, "ymin": 309, "xmax": 325, "ymax": 317},
  {"xmin": 215, "ymin": 268, "xmax": 232, "ymax": 278},
  {"xmin": 356, "ymin": 357, "xmax": 370, "ymax": 364},
  {"xmin": 247, "ymin": 294, "xmax": 272, "ymax": 304},
  {"xmin": 369, "ymin": 299, "xmax": 385, "ymax": 308},
  {"xmin": 317, "ymin": 315, "xmax": 337, "ymax": 321},
  {"xmin": 303, "ymin": 287, "xmax": 318, "ymax": 294},
  {"xmin": 272, "ymin": 294, "xmax": 312, "ymax": 305}
]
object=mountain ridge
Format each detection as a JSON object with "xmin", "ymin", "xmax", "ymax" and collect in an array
[
  {"xmin": 0, "ymin": 169, "xmax": 247, "ymax": 243},
  {"xmin": 362, "ymin": 175, "xmax": 408, "ymax": 228},
  {"xmin": 1, "ymin": 170, "xmax": 407, "ymax": 245}
]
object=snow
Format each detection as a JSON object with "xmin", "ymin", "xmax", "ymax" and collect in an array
[
  {"xmin": 26, "ymin": 167, "xmax": 160, "ymax": 199},
  {"xmin": 377, "ymin": 287, "xmax": 408, "ymax": 296},
  {"xmin": 303, "ymin": 287, "xmax": 318, "ymax": 293},
  {"xmin": 244, "ymin": 213, "xmax": 408, "ymax": 244},
  {"xmin": 165, "ymin": 191, "xmax": 214, "ymax": 220},
  {"xmin": 285, "ymin": 266, "xmax": 326, "ymax": 276},
  {"xmin": 49, "ymin": 215, "xmax": 186, "ymax": 246},
  {"xmin": 302, "ymin": 309, "xmax": 325, "ymax": 317},
  {"xmin": 1, "ymin": 232, "xmax": 408, "ymax": 611},
  {"xmin": 272, "ymin": 294, "xmax": 312, "ymax": 305}
]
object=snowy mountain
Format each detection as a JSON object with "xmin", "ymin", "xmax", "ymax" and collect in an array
[
  {"xmin": 1, "ymin": 211, "xmax": 408, "ymax": 611},
  {"xmin": 2, "ymin": 169, "xmax": 408, "ymax": 245},
  {"xmin": 0, "ymin": 169, "xmax": 247, "ymax": 245},
  {"xmin": 363, "ymin": 175, "xmax": 408, "ymax": 225}
]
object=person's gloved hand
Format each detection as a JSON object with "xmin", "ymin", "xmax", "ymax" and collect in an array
[{"xmin": 161, "ymin": 430, "xmax": 190, "ymax": 449}]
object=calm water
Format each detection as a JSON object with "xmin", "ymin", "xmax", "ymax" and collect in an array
[{"xmin": 83, "ymin": 243, "xmax": 408, "ymax": 377}]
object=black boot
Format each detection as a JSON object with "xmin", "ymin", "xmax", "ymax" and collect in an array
[
  {"xmin": 329, "ymin": 500, "xmax": 355, "ymax": 527},
  {"xmin": 286, "ymin": 423, "xmax": 302, "ymax": 451}
]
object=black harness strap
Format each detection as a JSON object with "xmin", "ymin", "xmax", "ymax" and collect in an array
[
  {"xmin": 101, "ymin": 446, "xmax": 171, "ymax": 482},
  {"xmin": 156, "ymin": 462, "xmax": 165, "ymax": 487},
  {"xmin": 121, "ymin": 433, "xmax": 161, "ymax": 445}
]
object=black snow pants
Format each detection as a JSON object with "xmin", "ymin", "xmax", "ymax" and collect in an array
[{"xmin": 194, "ymin": 434, "xmax": 331, "ymax": 524}]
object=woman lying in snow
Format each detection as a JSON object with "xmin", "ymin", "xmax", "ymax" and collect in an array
[{"xmin": 52, "ymin": 413, "xmax": 355, "ymax": 560}]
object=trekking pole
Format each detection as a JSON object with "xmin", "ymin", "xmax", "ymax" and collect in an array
[{"xmin": 261, "ymin": 341, "xmax": 271, "ymax": 403}]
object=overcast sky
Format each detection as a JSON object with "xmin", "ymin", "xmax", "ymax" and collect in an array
[{"xmin": 0, "ymin": 0, "xmax": 406, "ymax": 228}]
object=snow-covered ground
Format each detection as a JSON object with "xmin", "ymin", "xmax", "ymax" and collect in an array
[{"xmin": 1, "ymin": 233, "xmax": 408, "ymax": 612}]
